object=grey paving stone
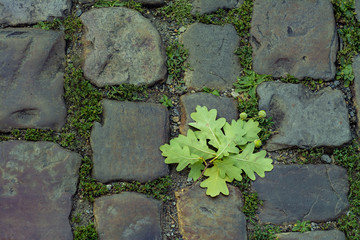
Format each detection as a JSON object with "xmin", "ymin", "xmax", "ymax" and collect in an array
[
  {"xmin": 250, "ymin": 0, "xmax": 337, "ymax": 80},
  {"xmin": 179, "ymin": 93, "xmax": 238, "ymax": 134},
  {"xmin": 0, "ymin": 0, "xmax": 71, "ymax": 26},
  {"xmin": 180, "ymin": 23, "xmax": 241, "ymax": 90},
  {"xmin": 0, "ymin": 29, "xmax": 67, "ymax": 132},
  {"xmin": 0, "ymin": 141, "xmax": 81, "ymax": 240},
  {"xmin": 191, "ymin": 0, "xmax": 242, "ymax": 15},
  {"xmin": 252, "ymin": 164, "xmax": 349, "ymax": 225},
  {"xmin": 94, "ymin": 193, "xmax": 162, "ymax": 240},
  {"xmin": 175, "ymin": 184, "xmax": 247, "ymax": 240},
  {"xmin": 81, "ymin": 7, "xmax": 167, "ymax": 87},
  {"xmin": 276, "ymin": 230, "xmax": 346, "ymax": 240},
  {"xmin": 91, "ymin": 100, "xmax": 169, "ymax": 183},
  {"xmin": 356, "ymin": 0, "xmax": 360, "ymax": 22},
  {"xmin": 257, "ymin": 82, "xmax": 351, "ymax": 151},
  {"xmin": 352, "ymin": 55, "xmax": 360, "ymax": 135}
]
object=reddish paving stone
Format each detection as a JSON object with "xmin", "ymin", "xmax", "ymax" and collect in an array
[
  {"xmin": 175, "ymin": 184, "xmax": 247, "ymax": 240},
  {"xmin": 0, "ymin": 141, "xmax": 81, "ymax": 240}
]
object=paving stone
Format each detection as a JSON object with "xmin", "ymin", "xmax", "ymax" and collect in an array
[
  {"xmin": 179, "ymin": 92, "xmax": 238, "ymax": 134},
  {"xmin": 91, "ymin": 100, "xmax": 169, "ymax": 183},
  {"xmin": 276, "ymin": 230, "xmax": 346, "ymax": 240},
  {"xmin": 356, "ymin": 0, "xmax": 360, "ymax": 22},
  {"xmin": 81, "ymin": 7, "xmax": 167, "ymax": 87},
  {"xmin": 191, "ymin": 0, "xmax": 242, "ymax": 15},
  {"xmin": 257, "ymin": 82, "xmax": 351, "ymax": 151},
  {"xmin": 0, "ymin": 29, "xmax": 67, "ymax": 132},
  {"xmin": 0, "ymin": 0, "xmax": 71, "ymax": 26},
  {"xmin": 352, "ymin": 55, "xmax": 360, "ymax": 135},
  {"xmin": 252, "ymin": 164, "xmax": 349, "ymax": 225},
  {"xmin": 94, "ymin": 193, "xmax": 162, "ymax": 240},
  {"xmin": 0, "ymin": 141, "xmax": 81, "ymax": 240},
  {"xmin": 180, "ymin": 23, "xmax": 241, "ymax": 90},
  {"xmin": 250, "ymin": 0, "xmax": 337, "ymax": 80},
  {"xmin": 136, "ymin": 0, "xmax": 165, "ymax": 6},
  {"xmin": 175, "ymin": 184, "xmax": 247, "ymax": 240}
]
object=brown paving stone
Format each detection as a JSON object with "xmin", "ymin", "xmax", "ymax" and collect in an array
[
  {"xmin": 175, "ymin": 184, "xmax": 247, "ymax": 240},
  {"xmin": 94, "ymin": 193, "xmax": 162, "ymax": 240},
  {"xmin": 179, "ymin": 92, "xmax": 238, "ymax": 134},
  {"xmin": 0, "ymin": 29, "xmax": 67, "ymax": 132},
  {"xmin": 0, "ymin": 141, "xmax": 81, "ymax": 240},
  {"xmin": 91, "ymin": 100, "xmax": 169, "ymax": 183}
]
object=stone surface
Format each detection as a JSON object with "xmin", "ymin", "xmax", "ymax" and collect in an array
[
  {"xmin": 81, "ymin": 7, "xmax": 167, "ymax": 87},
  {"xmin": 176, "ymin": 184, "xmax": 247, "ymax": 240},
  {"xmin": 136, "ymin": 0, "xmax": 165, "ymax": 6},
  {"xmin": 191, "ymin": 0, "xmax": 241, "ymax": 15},
  {"xmin": 180, "ymin": 23, "xmax": 241, "ymax": 90},
  {"xmin": 91, "ymin": 100, "xmax": 169, "ymax": 183},
  {"xmin": 250, "ymin": 0, "xmax": 337, "ymax": 80},
  {"xmin": 276, "ymin": 230, "xmax": 346, "ymax": 240},
  {"xmin": 252, "ymin": 164, "xmax": 349, "ymax": 225},
  {"xmin": 257, "ymin": 82, "xmax": 351, "ymax": 151},
  {"xmin": 94, "ymin": 193, "xmax": 162, "ymax": 240},
  {"xmin": 356, "ymin": 0, "xmax": 360, "ymax": 22},
  {"xmin": 179, "ymin": 93, "xmax": 238, "ymax": 134},
  {"xmin": 0, "ymin": 29, "xmax": 67, "ymax": 132},
  {"xmin": 0, "ymin": 0, "xmax": 71, "ymax": 26},
  {"xmin": 0, "ymin": 141, "xmax": 81, "ymax": 240},
  {"xmin": 352, "ymin": 55, "xmax": 360, "ymax": 135}
]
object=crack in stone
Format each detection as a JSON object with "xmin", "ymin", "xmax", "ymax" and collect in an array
[{"xmin": 303, "ymin": 194, "xmax": 319, "ymax": 220}]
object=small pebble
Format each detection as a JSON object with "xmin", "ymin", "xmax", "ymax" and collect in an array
[
  {"xmin": 173, "ymin": 116, "xmax": 180, "ymax": 122},
  {"xmin": 321, "ymin": 154, "xmax": 332, "ymax": 164}
]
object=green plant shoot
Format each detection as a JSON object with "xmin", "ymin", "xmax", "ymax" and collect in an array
[{"xmin": 160, "ymin": 105, "xmax": 273, "ymax": 197}]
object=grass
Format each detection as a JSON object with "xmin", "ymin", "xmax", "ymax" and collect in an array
[
  {"xmin": 166, "ymin": 41, "xmax": 189, "ymax": 86},
  {"xmin": 333, "ymin": 140, "xmax": 360, "ymax": 239},
  {"xmin": 94, "ymin": 0, "xmax": 143, "ymax": 12},
  {"xmin": 158, "ymin": 0, "xmax": 193, "ymax": 25},
  {"xmin": 74, "ymin": 223, "xmax": 98, "ymax": 240}
]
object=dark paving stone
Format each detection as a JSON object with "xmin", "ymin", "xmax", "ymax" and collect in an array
[
  {"xmin": 0, "ymin": 0, "xmax": 71, "ymax": 26},
  {"xmin": 191, "ymin": 0, "xmax": 242, "ymax": 14},
  {"xmin": 252, "ymin": 164, "xmax": 349, "ymax": 225},
  {"xmin": 179, "ymin": 92, "xmax": 238, "ymax": 134},
  {"xmin": 94, "ymin": 193, "xmax": 162, "ymax": 240},
  {"xmin": 276, "ymin": 230, "xmax": 346, "ymax": 240},
  {"xmin": 0, "ymin": 29, "xmax": 67, "ymax": 132},
  {"xmin": 0, "ymin": 141, "xmax": 81, "ymax": 240},
  {"xmin": 81, "ymin": 7, "xmax": 166, "ymax": 87},
  {"xmin": 352, "ymin": 55, "xmax": 360, "ymax": 135},
  {"xmin": 180, "ymin": 23, "xmax": 241, "ymax": 90},
  {"xmin": 356, "ymin": 0, "xmax": 360, "ymax": 22},
  {"xmin": 136, "ymin": 0, "xmax": 165, "ymax": 6},
  {"xmin": 257, "ymin": 82, "xmax": 351, "ymax": 151},
  {"xmin": 91, "ymin": 100, "xmax": 169, "ymax": 183},
  {"xmin": 175, "ymin": 184, "xmax": 247, "ymax": 240},
  {"xmin": 250, "ymin": 0, "xmax": 337, "ymax": 80}
]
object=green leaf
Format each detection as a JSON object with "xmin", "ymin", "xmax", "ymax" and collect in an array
[
  {"xmin": 223, "ymin": 120, "xmax": 248, "ymax": 146},
  {"xmin": 215, "ymin": 159, "xmax": 243, "ymax": 182},
  {"xmin": 188, "ymin": 161, "xmax": 205, "ymax": 181},
  {"xmin": 243, "ymin": 119, "xmax": 261, "ymax": 142},
  {"xmin": 160, "ymin": 141, "xmax": 201, "ymax": 171},
  {"xmin": 224, "ymin": 143, "xmax": 273, "ymax": 180},
  {"xmin": 173, "ymin": 129, "xmax": 216, "ymax": 160},
  {"xmin": 189, "ymin": 106, "xmax": 226, "ymax": 146},
  {"xmin": 214, "ymin": 130, "xmax": 239, "ymax": 158},
  {"xmin": 200, "ymin": 165, "xmax": 231, "ymax": 197}
]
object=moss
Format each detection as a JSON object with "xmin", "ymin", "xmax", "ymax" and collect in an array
[
  {"xmin": 74, "ymin": 223, "xmax": 98, "ymax": 240},
  {"xmin": 158, "ymin": 0, "xmax": 194, "ymax": 25},
  {"xmin": 94, "ymin": 0, "xmax": 144, "ymax": 12}
]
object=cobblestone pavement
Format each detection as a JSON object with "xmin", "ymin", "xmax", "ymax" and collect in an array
[{"xmin": 0, "ymin": 0, "xmax": 359, "ymax": 239}]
